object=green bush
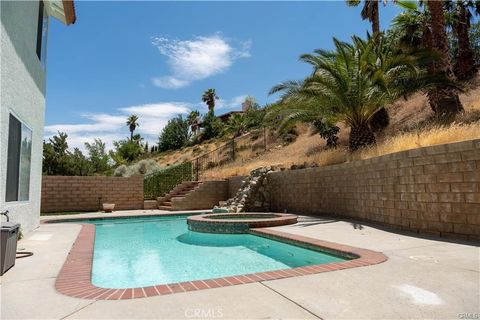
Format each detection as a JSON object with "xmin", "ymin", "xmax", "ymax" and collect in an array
[
  {"xmin": 158, "ymin": 115, "xmax": 190, "ymax": 152},
  {"xmin": 201, "ymin": 111, "xmax": 223, "ymax": 141},
  {"xmin": 143, "ymin": 162, "xmax": 193, "ymax": 200}
]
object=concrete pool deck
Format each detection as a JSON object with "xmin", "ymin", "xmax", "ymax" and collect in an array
[{"xmin": 1, "ymin": 210, "xmax": 479, "ymax": 319}]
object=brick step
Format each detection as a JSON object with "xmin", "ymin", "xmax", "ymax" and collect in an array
[
  {"xmin": 143, "ymin": 200, "xmax": 158, "ymax": 210},
  {"xmin": 157, "ymin": 181, "xmax": 203, "ymax": 210},
  {"xmin": 175, "ymin": 191, "xmax": 193, "ymax": 196}
]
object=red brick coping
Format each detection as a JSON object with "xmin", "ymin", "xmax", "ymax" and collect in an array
[{"xmin": 55, "ymin": 223, "xmax": 387, "ymax": 300}]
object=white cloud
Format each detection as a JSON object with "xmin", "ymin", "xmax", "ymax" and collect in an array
[
  {"xmin": 44, "ymin": 102, "xmax": 190, "ymax": 152},
  {"xmin": 121, "ymin": 102, "xmax": 190, "ymax": 117},
  {"xmin": 152, "ymin": 76, "xmax": 189, "ymax": 89},
  {"xmin": 216, "ymin": 95, "xmax": 248, "ymax": 110},
  {"xmin": 151, "ymin": 34, "xmax": 251, "ymax": 88}
]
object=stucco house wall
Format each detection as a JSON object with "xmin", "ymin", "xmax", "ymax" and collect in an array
[{"xmin": 1, "ymin": 1, "xmax": 47, "ymax": 234}]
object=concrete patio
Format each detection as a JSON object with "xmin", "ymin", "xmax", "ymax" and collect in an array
[{"xmin": 1, "ymin": 210, "xmax": 479, "ymax": 319}]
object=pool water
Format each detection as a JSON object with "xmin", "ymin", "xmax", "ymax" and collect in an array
[{"xmin": 90, "ymin": 216, "xmax": 346, "ymax": 288}]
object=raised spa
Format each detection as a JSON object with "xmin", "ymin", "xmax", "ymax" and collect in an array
[{"xmin": 187, "ymin": 213, "xmax": 298, "ymax": 233}]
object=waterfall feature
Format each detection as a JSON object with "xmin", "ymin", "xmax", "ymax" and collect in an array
[{"xmin": 215, "ymin": 166, "xmax": 279, "ymax": 213}]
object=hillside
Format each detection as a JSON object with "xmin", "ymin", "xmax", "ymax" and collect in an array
[{"xmin": 153, "ymin": 76, "xmax": 480, "ymax": 180}]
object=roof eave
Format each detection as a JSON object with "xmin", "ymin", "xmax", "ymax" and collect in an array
[
  {"xmin": 45, "ymin": 0, "xmax": 76, "ymax": 25},
  {"xmin": 62, "ymin": 0, "xmax": 76, "ymax": 25}
]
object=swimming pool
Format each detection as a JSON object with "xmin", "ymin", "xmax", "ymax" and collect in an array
[{"xmin": 90, "ymin": 215, "xmax": 346, "ymax": 288}]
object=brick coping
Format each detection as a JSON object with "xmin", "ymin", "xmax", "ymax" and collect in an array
[{"xmin": 55, "ymin": 223, "xmax": 387, "ymax": 300}]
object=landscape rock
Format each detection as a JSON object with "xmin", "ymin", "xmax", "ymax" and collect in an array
[{"xmin": 214, "ymin": 166, "xmax": 279, "ymax": 213}]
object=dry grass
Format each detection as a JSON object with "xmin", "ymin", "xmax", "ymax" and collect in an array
[
  {"xmin": 203, "ymin": 121, "xmax": 480, "ymax": 180},
  {"xmin": 358, "ymin": 122, "xmax": 480, "ymax": 160}
]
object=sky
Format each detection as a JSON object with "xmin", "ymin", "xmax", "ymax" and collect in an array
[{"xmin": 45, "ymin": 1, "xmax": 402, "ymax": 151}]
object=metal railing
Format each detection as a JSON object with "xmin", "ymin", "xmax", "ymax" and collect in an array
[{"xmin": 192, "ymin": 128, "xmax": 271, "ymax": 180}]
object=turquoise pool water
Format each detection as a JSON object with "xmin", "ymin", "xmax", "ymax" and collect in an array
[{"xmin": 89, "ymin": 216, "xmax": 346, "ymax": 288}]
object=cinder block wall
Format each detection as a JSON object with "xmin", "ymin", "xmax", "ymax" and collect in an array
[
  {"xmin": 172, "ymin": 181, "xmax": 228, "ymax": 210},
  {"xmin": 41, "ymin": 175, "xmax": 144, "ymax": 212},
  {"xmin": 267, "ymin": 139, "xmax": 480, "ymax": 240}
]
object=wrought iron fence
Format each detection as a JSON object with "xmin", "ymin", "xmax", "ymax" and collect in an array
[
  {"xmin": 143, "ymin": 128, "xmax": 273, "ymax": 199},
  {"xmin": 192, "ymin": 139, "xmax": 235, "ymax": 181},
  {"xmin": 192, "ymin": 128, "xmax": 273, "ymax": 180},
  {"xmin": 143, "ymin": 162, "xmax": 193, "ymax": 200}
]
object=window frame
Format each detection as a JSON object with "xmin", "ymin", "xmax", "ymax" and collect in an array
[
  {"xmin": 5, "ymin": 111, "xmax": 33, "ymax": 203},
  {"xmin": 36, "ymin": 0, "xmax": 49, "ymax": 68}
]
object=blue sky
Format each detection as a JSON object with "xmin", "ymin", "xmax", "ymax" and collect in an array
[{"xmin": 45, "ymin": 1, "xmax": 402, "ymax": 150}]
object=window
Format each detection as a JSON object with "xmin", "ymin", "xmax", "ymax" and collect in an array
[
  {"xmin": 36, "ymin": 0, "xmax": 48, "ymax": 67},
  {"xmin": 6, "ymin": 114, "xmax": 32, "ymax": 202}
]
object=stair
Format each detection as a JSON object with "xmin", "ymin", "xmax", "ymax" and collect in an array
[{"xmin": 157, "ymin": 181, "xmax": 202, "ymax": 211}]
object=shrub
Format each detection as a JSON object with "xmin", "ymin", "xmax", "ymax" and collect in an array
[
  {"xmin": 143, "ymin": 162, "xmax": 193, "ymax": 199},
  {"xmin": 113, "ymin": 159, "xmax": 161, "ymax": 177},
  {"xmin": 201, "ymin": 111, "xmax": 223, "ymax": 141},
  {"xmin": 280, "ymin": 128, "xmax": 298, "ymax": 144},
  {"xmin": 158, "ymin": 115, "xmax": 190, "ymax": 152},
  {"xmin": 312, "ymin": 119, "xmax": 340, "ymax": 148}
]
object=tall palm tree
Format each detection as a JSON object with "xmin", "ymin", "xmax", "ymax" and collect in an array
[
  {"xmin": 126, "ymin": 115, "xmax": 139, "ymax": 142},
  {"xmin": 347, "ymin": 0, "xmax": 381, "ymax": 34},
  {"xmin": 202, "ymin": 89, "xmax": 219, "ymax": 114},
  {"xmin": 427, "ymin": 0, "xmax": 464, "ymax": 117},
  {"xmin": 447, "ymin": 0, "xmax": 478, "ymax": 80},
  {"xmin": 390, "ymin": 4, "xmax": 431, "ymax": 51},
  {"xmin": 270, "ymin": 36, "xmax": 449, "ymax": 151}
]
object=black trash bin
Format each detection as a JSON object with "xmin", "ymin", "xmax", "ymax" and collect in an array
[{"xmin": 1, "ymin": 222, "xmax": 20, "ymax": 275}]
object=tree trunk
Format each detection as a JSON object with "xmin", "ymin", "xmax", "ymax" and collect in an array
[
  {"xmin": 349, "ymin": 123, "xmax": 376, "ymax": 152},
  {"xmin": 208, "ymin": 102, "xmax": 215, "ymax": 114},
  {"xmin": 427, "ymin": 0, "xmax": 464, "ymax": 117},
  {"xmin": 371, "ymin": 0, "xmax": 380, "ymax": 34},
  {"xmin": 454, "ymin": 2, "xmax": 477, "ymax": 80}
]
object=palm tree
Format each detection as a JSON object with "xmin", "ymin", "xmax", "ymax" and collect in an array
[
  {"xmin": 447, "ymin": 0, "xmax": 478, "ymax": 80},
  {"xmin": 270, "ymin": 36, "xmax": 449, "ymax": 151},
  {"xmin": 187, "ymin": 110, "xmax": 201, "ymax": 135},
  {"xmin": 347, "ymin": 0, "xmax": 387, "ymax": 131},
  {"xmin": 126, "ymin": 115, "xmax": 139, "ymax": 141},
  {"xmin": 224, "ymin": 113, "xmax": 248, "ymax": 138},
  {"xmin": 202, "ymin": 89, "xmax": 219, "ymax": 114},
  {"xmin": 391, "ymin": 5, "xmax": 441, "ymax": 112},
  {"xmin": 347, "ymin": 0, "xmax": 381, "ymax": 34},
  {"xmin": 427, "ymin": 0, "xmax": 464, "ymax": 117},
  {"xmin": 390, "ymin": 5, "xmax": 431, "ymax": 51}
]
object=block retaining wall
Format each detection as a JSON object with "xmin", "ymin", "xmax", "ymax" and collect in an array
[
  {"xmin": 41, "ymin": 175, "xmax": 144, "ymax": 213},
  {"xmin": 265, "ymin": 139, "xmax": 480, "ymax": 240}
]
